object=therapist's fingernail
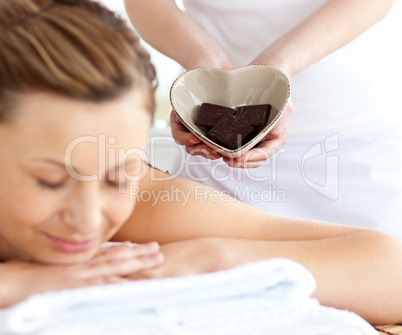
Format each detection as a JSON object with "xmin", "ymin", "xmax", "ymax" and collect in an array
[{"xmin": 189, "ymin": 138, "xmax": 199, "ymax": 144}]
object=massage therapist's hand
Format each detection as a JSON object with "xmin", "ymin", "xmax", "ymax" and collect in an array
[
  {"xmin": 128, "ymin": 238, "xmax": 246, "ymax": 279},
  {"xmin": 171, "ymin": 100, "xmax": 292, "ymax": 169},
  {"xmin": 169, "ymin": 58, "xmax": 237, "ymax": 163},
  {"xmin": 223, "ymin": 99, "xmax": 293, "ymax": 168},
  {"xmin": 215, "ymin": 50, "xmax": 295, "ymax": 169},
  {"xmin": 0, "ymin": 242, "xmax": 163, "ymax": 308},
  {"xmin": 170, "ymin": 111, "xmax": 223, "ymax": 161},
  {"xmin": 170, "ymin": 54, "xmax": 292, "ymax": 169}
]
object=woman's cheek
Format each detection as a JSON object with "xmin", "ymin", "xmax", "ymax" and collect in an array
[{"xmin": 16, "ymin": 185, "xmax": 62, "ymax": 225}]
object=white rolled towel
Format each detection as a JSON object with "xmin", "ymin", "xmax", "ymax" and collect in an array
[{"xmin": 0, "ymin": 258, "xmax": 376, "ymax": 335}]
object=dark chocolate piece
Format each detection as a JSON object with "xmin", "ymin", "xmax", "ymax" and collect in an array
[
  {"xmin": 206, "ymin": 114, "xmax": 254, "ymax": 150},
  {"xmin": 195, "ymin": 103, "xmax": 235, "ymax": 129},
  {"xmin": 235, "ymin": 104, "xmax": 271, "ymax": 128}
]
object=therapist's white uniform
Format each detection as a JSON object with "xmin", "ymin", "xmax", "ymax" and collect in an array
[{"xmin": 171, "ymin": 0, "xmax": 402, "ymax": 238}]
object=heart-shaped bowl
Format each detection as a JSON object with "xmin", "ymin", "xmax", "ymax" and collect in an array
[{"xmin": 169, "ymin": 65, "xmax": 290, "ymax": 158}]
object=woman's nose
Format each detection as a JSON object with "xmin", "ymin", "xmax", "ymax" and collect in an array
[{"xmin": 61, "ymin": 188, "xmax": 103, "ymax": 235}]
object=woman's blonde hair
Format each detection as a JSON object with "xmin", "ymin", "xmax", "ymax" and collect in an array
[{"xmin": 0, "ymin": 0, "xmax": 157, "ymax": 121}]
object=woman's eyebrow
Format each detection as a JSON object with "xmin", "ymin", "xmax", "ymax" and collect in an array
[{"xmin": 27, "ymin": 158, "xmax": 67, "ymax": 169}]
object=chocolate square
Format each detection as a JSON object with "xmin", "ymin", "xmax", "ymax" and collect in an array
[
  {"xmin": 195, "ymin": 103, "xmax": 235, "ymax": 129},
  {"xmin": 235, "ymin": 104, "xmax": 271, "ymax": 128},
  {"xmin": 206, "ymin": 114, "xmax": 254, "ymax": 150}
]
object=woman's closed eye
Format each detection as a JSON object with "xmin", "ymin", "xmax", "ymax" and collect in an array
[
  {"xmin": 37, "ymin": 179, "xmax": 66, "ymax": 190},
  {"xmin": 106, "ymin": 178, "xmax": 127, "ymax": 189},
  {"xmin": 27, "ymin": 159, "xmax": 70, "ymax": 191}
]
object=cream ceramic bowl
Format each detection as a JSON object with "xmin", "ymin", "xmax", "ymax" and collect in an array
[{"xmin": 169, "ymin": 65, "xmax": 290, "ymax": 158}]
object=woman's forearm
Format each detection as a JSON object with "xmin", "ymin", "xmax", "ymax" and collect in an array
[
  {"xmin": 218, "ymin": 231, "xmax": 402, "ymax": 325},
  {"xmin": 254, "ymin": 0, "xmax": 395, "ymax": 76},
  {"xmin": 124, "ymin": 0, "xmax": 233, "ymax": 69}
]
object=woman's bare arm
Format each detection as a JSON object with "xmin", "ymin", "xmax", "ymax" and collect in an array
[
  {"xmin": 252, "ymin": 0, "xmax": 395, "ymax": 76},
  {"xmin": 124, "ymin": 0, "xmax": 233, "ymax": 70},
  {"xmin": 125, "ymin": 0, "xmax": 394, "ymax": 75}
]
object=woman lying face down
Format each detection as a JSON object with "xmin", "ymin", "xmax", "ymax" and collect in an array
[
  {"xmin": 0, "ymin": 0, "xmax": 163, "ymax": 304},
  {"xmin": 0, "ymin": 0, "xmax": 402, "ymax": 326}
]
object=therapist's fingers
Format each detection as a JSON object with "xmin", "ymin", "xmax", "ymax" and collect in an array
[
  {"xmin": 186, "ymin": 143, "xmax": 223, "ymax": 160},
  {"xmin": 233, "ymin": 161, "xmax": 263, "ymax": 169},
  {"xmin": 170, "ymin": 111, "xmax": 201, "ymax": 146},
  {"xmin": 169, "ymin": 111, "xmax": 222, "ymax": 159},
  {"xmin": 222, "ymin": 137, "xmax": 284, "ymax": 168},
  {"xmin": 169, "ymin": 111, "xmax": 223, "ymax": 159},
  {"xmin": 222, "ymin": 143, "xmax": 273, "ymax": 168},
  {"xmin": 224, "ymin": 102, "xmax": 292, "ymax": 169},
  {"xmin": 224, "ymin": 137, "xmax": 285, "ymax": 168}
]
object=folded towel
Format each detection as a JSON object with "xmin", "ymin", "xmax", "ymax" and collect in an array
[{"xmin": 0, "ymin": 258, "xmax": 376, "ymax": 335}]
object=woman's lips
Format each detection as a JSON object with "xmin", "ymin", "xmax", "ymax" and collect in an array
[{"xmin": 45, "ymin": 234, "xmax": 96, "ymax": 253}]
